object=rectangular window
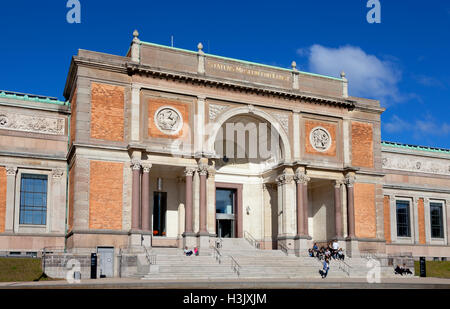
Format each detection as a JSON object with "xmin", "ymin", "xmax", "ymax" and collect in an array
[
  {"xmin": 430, "ymin": 202, "xmax": 444, "ymax": 239},
  {"xmin": 19, "ymin": 174, "xmax": 48, "ymax": 225},
  {"xmin": 396, "ymin": 200, "xmax": 410, "ymax": 237}
]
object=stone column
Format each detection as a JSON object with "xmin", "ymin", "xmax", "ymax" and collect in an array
[
  {"xmin": 294, "ymin": 169, "xmax": 310, "ymax": 237},
  {"xmin": 293, "ymin": 168, "xmax": 311, "ymax": 257},
  {"xmin": 184, "ymin": 168, "xmax": 195, "ymax": 234},
  {"xmin": 276, "ymin": 168, "xmax": 297, "ymax": 255},
  {"xmin": 345, "ymin": 174, "xmax": 356, "ymax": 238},
  {"xmin": 198, "ymin": 163, "xmax": 208, "ymax": 234},
  {"xmin": 345, "ymin": 173, "xmax": 359, "ymax": 257},
  {"xmin": 334, "ymin": 180, "xmax": 344, "ymax": 239},
  {"xmin": 141, "ymin": 163, "xmax": 152, "ymax": 232},
  {"xmin": 5, "ymin": 166, "xmax": 17, "ymax": 232},
  {"xmin": 131, "ymin": 160, "xmax": 141, "ymax": 231},
  {"xmin": 301, "ymin": 175, "xmax": 310, "ymax": 237}
]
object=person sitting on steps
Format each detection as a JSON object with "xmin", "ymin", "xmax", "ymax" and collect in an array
[
  {"xmin": 184, "ymin": 246, "xmax": 193, "ymax": 256},
  {"xmin": 402, "ymin": 264, "xmax": 413, "ymax": 275},
  {"xmin": 337, "ymin": 248, "xmax": 345, "ymax": 261}
]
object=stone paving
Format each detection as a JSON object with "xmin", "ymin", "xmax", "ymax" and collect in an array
[{"xmin": 0, "ymin": 277, "xmax": 449, "ymax": 289}]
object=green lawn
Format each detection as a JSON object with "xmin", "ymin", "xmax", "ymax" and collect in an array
[
  {"xmin": 414, "ymin": 261, "xmax": 450, "ymax": 278},
  {"xmin": 0, "ymin": 257, "xmax": 57, "ymax": 282}
]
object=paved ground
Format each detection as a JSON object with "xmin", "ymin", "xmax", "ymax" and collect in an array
[{"xmin": 0, "ymin": 276, "xmax": 450, "ymax": 289}]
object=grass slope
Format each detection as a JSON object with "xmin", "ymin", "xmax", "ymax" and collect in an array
[
  {"xmin": 414, "ymin": 261, "xmax": 450, "ymax": 278},
  {"xmin": 0, "ymin": 257, "xmax": 55, "ymax": 282}
]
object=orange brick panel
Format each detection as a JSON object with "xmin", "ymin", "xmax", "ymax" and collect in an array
[
  {"xmin": 90, "ymin": 83, "xmax": 124, "ymax": 141},
  {"xmin": 148, "ymin": 98, "xmax": 190, "ymax": 140},
  {"xmin": 354, "ymin": 183, "xmax": 377, "ymax": 239},
  {"xmin": 383, "ymin": 196, "xmax": 391, "ymax": 243},
  {"xmin": 304, "ymin": 120, "xmax": 337, "ymax": 157},
  {"xmin": 0, "ymin": 167, "xmax": 6, "ymax": 233},
  {"xmin": 418, "ymin": 198, "xmax": 426, "ymax": 244},
  {"xmin": 351, "ymin": 121, "xmax": 374, "ymax": 168},
  {"xmin": 89, "ymin": 161, "xmax": 123, "ymax": 230}
]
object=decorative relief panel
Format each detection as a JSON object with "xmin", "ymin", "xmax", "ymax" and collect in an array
[
  {"xmin": 0, "ymin": 112, "xmax": 65, "ymax": 135},
  {"xmin": 310, "ymin": 126, "xmax": 331, "ymax": 152},
  {"xmin": 273, "ymin": 112, "xmax": 289, "ymax": 134},
  {"xmin": 382, "ymin": 152, "xmax": 450, "ymax": 176},
  {"xmin": 208, "ymin": 104, "xmax": 228, "ymax": 121},
  {"xmin": 154, "ymin": 106, "xmax": 183, "ymax": 135}
]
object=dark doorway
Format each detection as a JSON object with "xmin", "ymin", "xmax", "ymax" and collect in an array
[
  {"xmin": 216, "ymin": 188, "xmax": 236, "ymax": 238},
  {"xmin": 153, "ymin": 192, "xmax": 167, "ymax": 236}
]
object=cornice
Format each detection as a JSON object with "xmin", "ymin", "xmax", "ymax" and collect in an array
[{"xmin": 125, "ymin": 62, "xmax": 356, "ymax": 109}]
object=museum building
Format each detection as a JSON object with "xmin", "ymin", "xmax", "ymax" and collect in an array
[{"xmin": 0, "ymin": 31, "xmax": 449, "ymax": 276}]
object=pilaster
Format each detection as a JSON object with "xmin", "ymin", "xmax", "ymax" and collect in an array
[{"xmin": 5, "ymin": 166, "xmax": 17, "ymax": 232}]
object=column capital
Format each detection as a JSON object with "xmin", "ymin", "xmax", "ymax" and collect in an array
[
  {"xmin": 277, "ymin": 172, "xmax": 295, "ymax": 186},
  {"xmin": 198, "ymin": 163, "xmax": 208, "ymax": 176},
  {"xmin": 5, "ymin": 166, "xmax": 17, "ymax": 176},
  {"xmin": 345, "ymin": 174, "xmax": 355, "ymax": 187},
  {"xmin": 334, "ymin": 179, "xmax": 345, "ymax": 188},
  {"xmin": 52, "ymin": 168, "xmax": 65, "ymax": 179},
  {"xmin": 131, "ymin": 160, "xmax": 141, "ymax": 170},
  {"xmin": 184, "ymin": 167, "xmax": 196, "ymax": 177},
  {"xmin": 294, "ymin": 171, "xmax": 310, "ymax": 185},
  {"xmin": 141, "ymin": 162, "xmax": 152, "ymax": 173}
]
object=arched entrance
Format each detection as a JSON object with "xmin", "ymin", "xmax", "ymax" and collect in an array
[{"xmin": 209, "ymin": 106, "xmax": 291, "ymax": 240}]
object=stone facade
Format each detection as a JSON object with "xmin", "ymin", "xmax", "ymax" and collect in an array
[{"xmin": 0, "ymin": 33, "xmax": 449, "ymax": 278}]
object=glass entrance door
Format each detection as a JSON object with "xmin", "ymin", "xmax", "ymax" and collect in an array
[{"xmin": 216, "ymin": 188, "xmax": 236, "ymax": 238}]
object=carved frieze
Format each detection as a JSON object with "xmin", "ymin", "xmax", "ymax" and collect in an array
[
  {"xmin": 382, "ymin": 152, "xmax": 450, "ymax": 176},
  {"xmin": 0, "ymin": 112, "xmax": 65, "ymax": 135}
]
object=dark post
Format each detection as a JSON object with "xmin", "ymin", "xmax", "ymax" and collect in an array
[
  {"xmin": 90, "ymin": 253, "xmax": 97, "ymax": 279},
  {"xmin": 419, "ymin": 257, "xmax": 426, "ymax": 277}
]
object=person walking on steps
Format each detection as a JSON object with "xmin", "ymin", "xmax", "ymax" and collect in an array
[{"xmin": 320, "ymin": 258, "xmax": 330, "ymax": 279}]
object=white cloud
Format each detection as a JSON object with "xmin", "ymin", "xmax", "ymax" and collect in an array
[
  {"xmin": 297, "ymin": 45, "xmax": 402, "ymax": 105},
  {"xmin": 383, "ymin": 114, "xmax": 450, "ymax": 139},
  {"xmin": 412, "ymin": 74, "xmax": 446, "ymax": 89}
]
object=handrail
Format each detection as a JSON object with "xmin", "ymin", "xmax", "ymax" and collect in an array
[
  {"xmin": 213, "ymin": 246, "xmax": 222, "ymax": 264},
  {"xmin": 335, "ymin": 258, "xmax": 352, "ymax": 276},
  {"xmin": 143, "ymin": 246, "xmax": 156, "ymax": 265},
  {"xmin": 278, "ymin": 242, "xmax": 289, "ymax": 256},
  {"xmin": 215, "ymin": 237, "xmax": 223, "ymax": 249},
  {"xmin": 230, "ymin": 256, "xmax": 241, "ymax": 277},
  {"xmin": 244, "ymin": 231, "xmax": 260, "ymax": 249}
]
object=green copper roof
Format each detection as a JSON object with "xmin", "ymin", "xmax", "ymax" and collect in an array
[
  {"xmin": 382, "ymin": 141, "xmax": 450, "ymax": 154},
  {"xmin": 0, "ymin": 90, "xmax": 69, "ymax": 106},
  {"xmin": 139, "ymin": 41, "xmax": 343, "ymax": 82}
]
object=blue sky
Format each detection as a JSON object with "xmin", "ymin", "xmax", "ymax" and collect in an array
[{"xmin": 0, "ymin": 0, "xmax": 449, "ymax": 148}]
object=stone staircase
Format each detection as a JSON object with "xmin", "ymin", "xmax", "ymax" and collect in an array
[{"xmin": 138, "ymin": 238, "xmax": 398, "ymax": 280}]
